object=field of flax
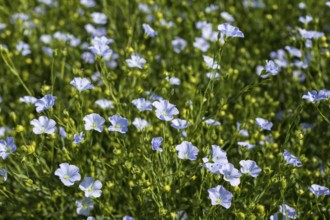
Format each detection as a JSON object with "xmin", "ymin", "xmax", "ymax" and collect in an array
[{"xmin": 0, "ymin": 0, "xmax": 330, "ymax": 219}]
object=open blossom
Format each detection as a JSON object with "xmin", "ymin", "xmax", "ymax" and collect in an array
[
  {"xmin": 211, "ymin": 145, "xmax": 228, "ymax": 164},
  {"xmin": 218, "ymin": 23, "xmax": 244, "ymax": 38},
  {"xmin": 203, "ymin": 55, "xmax": 221, "ymax": 70},
  {"xmin": 89, "ymin": 36, "xmax": 113, "ymax": 57},
  {"xmin": 308, "ymin": 184, "xmax": 330, "ymax": 197},
  {"xmin": 255, "ymin": 117, "xmax": 273, "ymax": 131},
  {"xmin": 76, "ymin": 197, "xmax": 94, "ymax": 216},
  {"xmin": 91, "ymin": 12, "xmax": 107, "ymax": 24},
  {"xmin": 172, "ymin": 37, "xmax": 187, "ymax": 53},
  {"xmin": 193, "ymin": 37, "xmax": 209, "ymax": 52},
  {"xmin": 19, "ymin": 96, "xmax": 37, "ymax": 104},
  {"xmin": 132, "ymin": 118, "xmax": 149, "ymax": 131},
  {"xmin": 70, "ymin": 77, "xmax": 94, "ymax": 92},
  {"xmin": 265, "ymin": 60, "xmax": 280, "ymax": 75},
  {"xmin": 220, "ymin": 163, "xmax": 242, "ymax": 186},
  {"xmin": 171, "ymin": 119, "xmax": 189, "ymax": 130},
  {"xmin": 30, "ymin": 116, "xmax": 56, "ymax": 135},
  {"xmin": 132, "ymin": 98, "xmax": 152, "ymax": 112},
  {"xmin": 0, "ymin": 137, "xmax": 16, "ymax": 160},
  {"xmin": 79, "ymin": 177, "xmax": 102, "ymax": 198},
  {"xmin": 108, "ymin": 115, "xmax": 128, "ymax": 133},
  {"xmin": 239, "ymin": 160, "xmax": 262, "ymax": 177},
  {"xmin": 16, "ymin": 41, "xmax": 31, "ymax": 56},
  {"xmin": 302, "ymin": 89, "xmax": 330, "ymax": 103},
  {"xmin": 95, "ymin": 99, "xmax": 114, "ymax": 109},
  {"xmin": 73, "ymin": 132, "xmax": 84, "ymax": 144},
  {"xmin": 204, "ymin": 118, "xmax": 221, "ymax": 126},
  {"xmin": 151, "ymin": 137, "xmax": 163, "ymax": 152},
  {"xmin": 55, "ymin": 163, "xmax": 81, "ymax": 186},
  {"xmin": 35, "ymin": 94, "xmax": 56, "ymax": 113},
  {"xmin": 208, "ymin": 185, "xmax": 233, "ymax": 208},
  {"xmin": 126, "ymin": 54, "xmax": 146, "ymax": 69},
  {"xmin": 142, "ymin": 23, "xmax": 157, "ymax": 37},
  {"xmin": 83, "ymin": 113, "xmax": 105, "ymax": 132},
  {"xmin": 176, "ymin": 141, "xmax": 199, "ymax": 160},
  {"xmin": 283, "ymin": 150, "xmax": 302, "ymax": 167},
  {"xmin": 153, "ymin": 100, "xmax": 179, "ymax": 121},
  {"xmin": 279, "ymin": 204, "xmax": 298, "ymax": 219}
]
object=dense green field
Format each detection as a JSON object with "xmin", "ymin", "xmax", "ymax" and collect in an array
[{"xmin": 1, "ymin": 0, "xmax": 330, "ymax": 219}]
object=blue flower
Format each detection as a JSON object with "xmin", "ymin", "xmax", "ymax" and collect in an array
[
  {"xmin": 255, "ymin": 117, "xmax": 273, "ymax": 131},
  {"xmin": 132, "ymin": 118, "xmax": 149, "ymax": 131},
  {"xmin": 204, "ymin": 162, "xmax": 222, "ymax": 174},
  {"xmin": 151, "ymin": 137, "xmax": 163, "ymax": 152},
  {"xmin": 298, "ymin": 28, "xmax": 324, "ymax": 39},
  {"xmin": 239, "ymin": 160, "xmax": 262, "ymax": 177},
  {"xmin": 211, "ymin": 145, "xmax": 228, "ymax": 164},
  {"xmin": 79, "ymin": 177, "xmax": 103, "ymax": 198},
  {"xmin": 70, "ymin": 77, "xmax": 94, "ymax": 92},
  {"xmin": 55, "ymin": 163, "xmax": 81, "ymax": 186},
  {"xmin": 0, "ymin": 137, "xmax": 16, "ymax": 160},
  {"xmin": 203, "ymin": 55, "xmax": 221, "ymax": 70},
  {"xmin": 152, "ymin": 100, "xmax": 179, "ymax": 121},
  {"xmin": 193, "ymin": 37, "xmax": 210, "ymax": 52},
  {"xmin": 132, "ymin": 98, "xmax": 152, "ymax": 112},
  {"xmin": 91, "ymin": 12, "xmax": 107, "ymax": 24},
  {"xmin": 219, "ymin": 163, "xmax": 242, "ymax": 186},
  {"xmin": 16, "ymin": 41, "xmax": 31, "ymax": 56},
  {"xmin": 204, "ymin": 119, "xmax": 221, "ymax": 126},
  {"xmin": 237, "ymin": 141, "xmax": 255, "ymax": 150},
  {"xmin": 298, "ymin": 15, "xmax": 313, "ymax": 24},
  {"xmin": 89, "ymin": 36, "xmax": 113, "ymax": 58},
  {"xmin": 83, "ymin": 113, "xmax": 105, "ymax": 132},
  {"xmin": 0, "ymin": 23, "xmax": 6, "ymax": 30},
  {"xmin": 142, "ymin": 23, "xmax": 157, "ymax": 37},
  {"xmin": 171, "ymin": 119, "xmax": 189, "ymax": 130},
  {"xmin": 302, "ymin": 89, "xmax": 330, "ymax": 103},
  {"xmin": 175, "ymin": 141, "xmax": 199, "ymax": 160},
  {"xmin": 73, "ymin": 132, "xmax": 84, "ymax": 144},
  {"xmin": 19, "ymin": 96, "xmax": 37, "ymax": 104},
  {"xmin": 283, "ymin": 150, "xmax": 302, "ymax": 167},
  {"xmin": 208, "ymin": 185, "xmax": 233, "ymax": 208},
  {"xmin": 236, "ymin": 122, "xmax": 249, "ymax": 137},
  {"xmin": 220, "ymin": 12, "xmax": 234, "ymax": 22},
  {"xmin": 82, "ymin": 52, "xmax": 95, "ymax": 63},
  {"xmin": 95, "ymin": 99, "xmax": 114, "ymax": 109},
  {"xmin": 172, "ymin": 37, "xmax": 187, "ymax": 53},
  {"xmin": 265, "ymin": 60, "xmax": 280, "ymax": 75},
  {"xmin": 108, "ymin": 115, "xmax": 128, "ymax": 133},
  {"xmin": 30, "ymin": 116, "xmax": 56, "ymax": 135},
  {"xmin": 204, "ymin": 146, "xmax": 228, "ymax": 174},
  {"xmin": 0, "ymin": 169, "xmax": 7, "ymax": 181},
  {"xmin": 218, "ymin": 23, "xmax": 244, "ymax": 38},
  {"xmin": 122, "ymin": 216, "xmax": 135, "ymax": 220},
  {"xmin": 206, "ymin": 72, "xmax": 220, "ymax": 80},
  {"xmin": 165, "ymin": 76, "xmax": 181, "ymax": 86},
  {"xmin": 126, "ymin": 54, "xmax": 146, "ymax": 69},
  {"xmin": 59, "ymin": 126, "xmax": 67, "ymax": 139},
  {"xmin": 285, "ymin": 46, "xmax": 302, "ymax": 58},
  {"xmin": 308, "ymin": 184, "xmax": 330, "ymax": 197},
  {"xmin": 35, "ymin": 94, "xmax": 56, "ymax": 113},
  {"xmin": 76, "ymin": 197, "xmax": 94, "ymax": 216},
  {"xmin": 279, "ymin": 204, "xmax": 297, "ymax": 219},
  {"xmin": 81, "ymin": 0, "xmax": 96, "ymax": 8}
]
